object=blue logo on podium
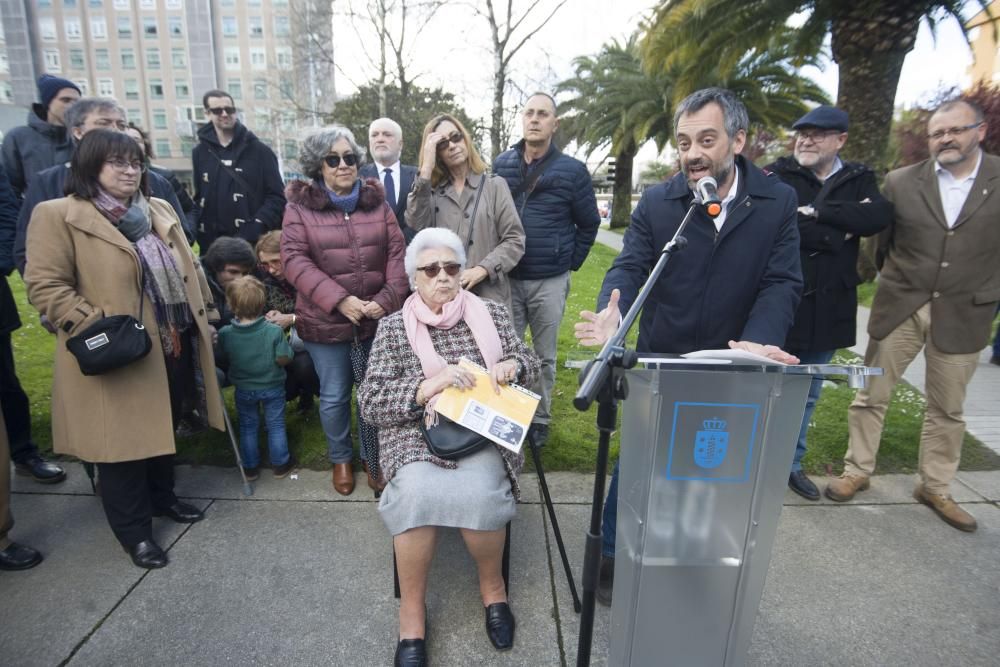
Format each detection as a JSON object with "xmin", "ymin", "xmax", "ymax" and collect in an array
[{"xmin": 694, "ymin": 417, "xmax": 728, "ymax": 469}]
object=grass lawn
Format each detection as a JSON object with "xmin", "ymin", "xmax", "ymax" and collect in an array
[{"xmin": 8, "ymin": 242, "xmax": 999, "ymax": 476}]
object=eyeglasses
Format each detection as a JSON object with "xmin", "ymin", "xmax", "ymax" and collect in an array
[
  {"xmin": 105, "ymin": 158, "xmax": 146, "ymax": 173},
  {"xmin": 795, "ymin": 129, "xmax": 841, "ymax": 143},
  {"xmin": 207, "ymin": 106, "xmax": 237, "ymax": 116},
  {"xmin": 415, "ymin": 262, "xmax": 462, "ymax": 278},
  {"xmin": 436, "ymin": 131, "xmax": 464, "ymax": 150},
  {"xmin": 323, "ymin": 153, "xmax": 358, "ymax": 168},
  {"xmin": 927, "ymin": 122, "xmax": 982, "ymax": 141}
]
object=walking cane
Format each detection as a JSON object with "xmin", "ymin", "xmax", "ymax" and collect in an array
[{"xmin": 219, "ymin": 388, "xmax": 253, "ymax": 497}]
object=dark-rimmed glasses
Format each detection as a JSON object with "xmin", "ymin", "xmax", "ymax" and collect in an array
[
  {"xmin": 927, "ymin": 122, "xmax": 983, "ymax": 141},
  {"xmin": 105, "ymin": 159, "xmax": 146, "ymax": 173},
  {"xmin": 324, "ymin": 153, "xmax": 358, "ymax": 168},
  {"xmin": 436, "ymin": 131, "xmax": 464, "ymax": 150},
  {"xmin": 795, "ymin": 129, "xmax": 841, "ymax": 143},
  {"xmin": 416, "ymin": 262, "xmax": 462, "ymax": 278},
  {"xmin": 207, "ymin": 106, "xmax": 237, "ymax": 116}
]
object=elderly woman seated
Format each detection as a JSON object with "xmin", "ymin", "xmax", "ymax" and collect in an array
[{"xmin": 359, "ymin": 228, "xmax": 539, "ymax": 666}]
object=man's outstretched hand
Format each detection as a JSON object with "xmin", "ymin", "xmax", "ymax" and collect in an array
[
  {"xmin": 574, "ymin": 289, "xmax": 621, "ymax": 347},
  {"xmin": 728, "ymin": 340, "xmax": 800, "ymax": 364}
]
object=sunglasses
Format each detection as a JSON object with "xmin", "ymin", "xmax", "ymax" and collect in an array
[
  {"xmin": 324, "ymin": 153, "xmax": 358, "ymax": 168},
  {"xmin": 416, "ymin": 262, "xmax": 462, "ymax": 278},
  {"xmin": 436, "ymin": 131, "xmax": 464, "ymax": 150},
  {"xmin": 207, "ymin": 106, "xmax": 237, "ymax": 116}
]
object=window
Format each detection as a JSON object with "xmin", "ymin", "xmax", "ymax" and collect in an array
[
  {"xmin": 98, "ymin": 78, "xmax": 115, "ymax": 97},
  {"xmin": 125, "ymin": 79, "xmax": 139, "ymax": 100},
  {"xmin": 253, "ymin": 79, "xmax": 267, "ymax": 100},
  {"xmin": 175, "ymin": 80, "xmax": 190, "ymax": 98},
  {"xmin": 227, "ymin": 79, "xmax": 242, "ymax": 100},
  {"xmin": 222, "ymin": 17, "xmax": 238, "ymax": 37},
  {"xmin": 155, "ymin": 139, "xmax": 172, "ymax": 157},
  {"xmin": 143, "ymin": 17, "xmax": 158, "ymax": 37},
  {"xmin": 224, "ymin": 47, "xmax": 240, "ymax": 70},
  {"xmin": 117, "ymin": 17, "xmax": 132, "ymax": 38},
  {"xmin": 0, "ymin": 82, "xmax": 13, "ymax": 104},
  {"xmin": 249, "ymin": 0, "xmax": 262, "ymax": 6},
  {"xmin": 127, "ymin": 108, "xmax": 141, "ymax": 123},
  {"xmin": 141, "ymin": 0, "xmax": 157, "ymax": 8},
  {"xmin": 149, "ymin": 79, "xmax": 164, "ymax": 99},
  {"xmin": 95, "ymin": 49, "xmax": 111, "ymax": 70},
  {"xmin": 91, "ymin": 19, "xmax": 107, "ymax": 40},
  {"xmin": 0, "ymin": 52, "xmax": 8, "ymax": 74},
  {"xmin": 114, "ymin": 0, "xmax": 129, "ymax": 8},
  {"xmin": 90, "ymin": 0, "xmax": 103, "ymax": 7},
  {"xmin": 65, "ymin": 0, "xmax": 77, "ymax": 6},
  {"xmin": 153, "ymin": 109, "xmax": 168, "ymax": 129},
  {"xmin": 166, "ymin": 0, "xmax": 182, "ymax": 8},
  {"xmin": 69, "ymin": 49, "xmax": 85, "ymax": 70},
  {"xmin": 171, "ymin": 48, "xmax": 186, "ymax": 68},
  {"xmin": 65, "ymin": 19, "xmax": 82, "ymax": 41},
  {"xmin": 254, "ymin": 110, "xmax": 269, "ymax": 129},
  {"xmin": 275, "ymin": 47, "xmax": 292, "ymax": 68},
  {"xmin": 146, "ymin": 49, "xmax": 161, "ymax": 69},
  {"xmin": 121, "ymin": 48, "xmax": 136, "ymax": 69},
  {"xmin": 168, "ymin": 17, "xmax": 183, "ymax": 37},
  {"xmin": 274, "ymin": 15, "xmax": 290, "ymax": 37},
  {"xmin": 40, "ymin": 19, "xmax": 57, "ymax": 41},
  {"xmin": 180, "ymin": 138, "xmax": 194, "ymax": 157},
  {"xmin": 249, "ymin": 47, "xmax": 266, "ymax": 71},
  {"xmin": 43, "ymin": 49, "xmax": 61, "ymax": 72},
  {"xmin": 283, "ymin": 139, "xmax": 297, "ymax": 160},
  {"xmin": 74, "ymin": 80, "xmax": 89, "ymax": 96},
  {"xmin": 249, "ymin": 16, "xmax": 263, "ymax": 38},
  {"xmin": 38, "ymin": 0, "xmax": 52, "ymax": 7}
]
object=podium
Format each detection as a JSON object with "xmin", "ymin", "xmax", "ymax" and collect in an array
[{"xmin": 607, "ymin": 358, "xmax": 880, "ymax": 666}]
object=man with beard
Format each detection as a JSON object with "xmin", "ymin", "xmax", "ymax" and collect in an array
[
  {"xmin": 825, "ymin": 99, "xmax": 1000, "ymax": 533},
  {"xmin": 574, "ymin": 87, "xmax": 802, "ymax": 605},
  {"xmin": 360, "ymin": 117, "xmax": 417, "ymax": 242}
]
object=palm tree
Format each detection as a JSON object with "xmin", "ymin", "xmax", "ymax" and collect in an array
[
  {"xmin": 641, "ymin": 0, "xmax": 989, "ymax": 172},
  {"xmin": 557, "ymin": 32, "xmax": 827, "ymax": 227}
]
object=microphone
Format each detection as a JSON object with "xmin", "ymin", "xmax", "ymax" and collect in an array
[{"xmin": 695, "ymin": 176, "xmax": 722, "ymax": 218}]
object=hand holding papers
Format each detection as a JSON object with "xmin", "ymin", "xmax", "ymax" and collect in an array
[{"xmin": 682, "ymin": 341, "xmax": 800, "ymax": 365}]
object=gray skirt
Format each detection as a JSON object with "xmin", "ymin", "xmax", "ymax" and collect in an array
[{"xmin": 378, "ymin": 445, "xmax": 516, "ymax": 536}]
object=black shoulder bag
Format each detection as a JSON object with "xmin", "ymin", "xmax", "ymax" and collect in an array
[
  {"xmin": 66, "ymin": 278, "xmax": 152, "ymax": 376},
  {"xmin": 420, "ymin": 414, "xmax": 490, "ymax": 460}
]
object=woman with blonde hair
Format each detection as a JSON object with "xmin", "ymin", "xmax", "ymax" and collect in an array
[{"xmin": 406, "ymin": 114, "xmax": 525, "ymax": 310}]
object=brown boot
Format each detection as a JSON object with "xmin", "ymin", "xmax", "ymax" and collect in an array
[
  {"xmin": 332, "ymin": 463, "xmax": 355, "ymax": 496},
  {"xmin": 362, "ymin": 461, "xmax": 386, "ymax": 497},
  {"xmin": 913, "ymin": 486, "xmax": 978, "ymax": 533},
  {"xmin": 824, "ymin": 473, "xmax": 870, "ymax": 502}
]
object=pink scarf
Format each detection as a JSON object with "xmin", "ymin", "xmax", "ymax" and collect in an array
[{"xmin": 403, "ymin": 289, "xmax": 502, "ymax": 421}]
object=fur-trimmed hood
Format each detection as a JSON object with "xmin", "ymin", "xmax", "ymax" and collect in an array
[{"xmin": 285, "ymin": 177, "xmax": 386, "ymax": 213}]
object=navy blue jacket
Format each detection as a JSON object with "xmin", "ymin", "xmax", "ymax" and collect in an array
[
  {"xmin": 765, "ymin": 156, "xmax": 892, "ymax": 351},
  {"xmin": 1, "ymin": 164, "xmax": 22, "ymax": 334},
  {"xmin": 598, "ymin": 156, "xmax": 803, "ymax": 354},
  {"xmin": 360, "ymin": 162, "xmax": 417, "ymax": 242},
  {"xmin": 493, "ymin": 141, "xmax": 600, "ymax": 279},
  {"xmin": 191, "ymin": 122, "xmax": 286, "ymax": 251},
  {"xmin": 13, "ymin": 163, "xmax": 187, "ymax": 274}
]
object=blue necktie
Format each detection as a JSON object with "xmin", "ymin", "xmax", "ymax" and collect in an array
[{"xmin": 383, "ymin": 168, "xmax": 396, "ymax": 208}]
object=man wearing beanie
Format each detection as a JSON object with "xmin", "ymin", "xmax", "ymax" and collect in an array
[
  {"xmin": 765, "ymin": 106, "xmax": 892, "ymax": 501},
  {"xmin": 1, "ymin": 75, "xmax": 81, "ymax": 198}
]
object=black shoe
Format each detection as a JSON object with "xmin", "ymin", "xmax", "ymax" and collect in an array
[
  {"xmin": 528, "ymin": 423, "xmax": 549, "ymax": 448},
  {"xmin": 243, "ymin": 466, "xmax": 260, "ymax": 482},
  {"xmin": 128, "ymin": 539, "xmax": 168, "ymax": 569},
  {"xmin": 990, "ymin": 355, "xmax": 1000, "ymax": 366},
  {"xmin": 788, "ymin": 470, "xmax": 820, "ymax": 501},
  {"xmin": 297, "ymin": 395, "xmax": 315, "ymax": 415},
  {"xmin": 0, "ymin": 542, "xmax": 44, "ymax": 570},
  {"xmin": 394, "ymin": 638, "xmax": 427, "ymax": 667},
  {"xmin": 273, "ymin": 456, "xmax": 297, "ymax": 479},
  {"xmin": 14, "ymin": 456, "xmax": 67, "ymax": 484},
  {"xmin": 484, "ymin": 602, "xmax": 515, "ymax": 650},
  {"xmin": 597, "ymin": 555, "xmax": 614, "ymax": 607},
  {"xmin": 153, "ymin": 501, "xmax": 204, "ymax": 523}
]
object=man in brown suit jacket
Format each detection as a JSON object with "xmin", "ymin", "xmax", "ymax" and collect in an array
[{"xmin": 825, "ymin": 99, "xmax": 1000, "ymax": 532}]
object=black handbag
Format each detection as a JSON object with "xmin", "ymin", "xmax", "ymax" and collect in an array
[
  {"xmin": 66, "ymin": 279, "xmax": 152, "ymax": 376},
  {"xmin": 419, "ymin": 413, "xmax": 490, "ymax": 460}
]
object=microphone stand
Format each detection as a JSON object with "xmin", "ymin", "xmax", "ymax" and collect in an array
[{"xmin": 572, "ymin": 199, "xmax": 702, "ymax": 667}]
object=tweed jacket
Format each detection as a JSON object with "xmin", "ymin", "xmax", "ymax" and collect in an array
[
  {"xmin": 357, "ymin": 299, "xmax": 540, "ymax": 500},
  {"xmin": 405, "ymin": 172, "xmax": 525, "ymax": 309},
  {"xmin": 871, "ymin": 152, "xmax": 1000, "ymax": 353}
]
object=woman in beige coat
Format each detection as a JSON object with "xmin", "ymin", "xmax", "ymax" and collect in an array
[
  {"xmin": 406, "ymin": 114, "xmax": 525, "ymax": 309},
  {"xmin": 24, "ymin": 130, "xmax": 224, "ymax": 569}
]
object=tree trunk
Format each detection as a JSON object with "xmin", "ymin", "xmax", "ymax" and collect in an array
[
  {"xmin": 491, "ymin": 54, "xmax": 505, "ymax": 159},
  {"xmin": 610, "ymin": 142, "xmax": 636, "ymax": 229}
]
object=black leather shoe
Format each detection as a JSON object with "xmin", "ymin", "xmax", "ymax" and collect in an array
[
  {"xmin": 597, "ymin": 555, "xmax": 614, "ymax": 607},
  {"xmin": 153, "ymin": 501, "xmax": 204, "ymax": 523},
  {"xmin": 0, "ymin": 542, "xmax": 44, "ymax": 570},
  {"xmin": 128, "ymin": 540, "xmax": 168, "ymax": 569},
  {"xmin": 393, "ymin": 638, "xmax": 427, "ymax": 667},
  {"xmin": 14, "ymin": 456, "xmax": 67, "ymax": 484},
  {"xmin": 788, "ymin": 470, "xmax": 820, "ymax": 501},
  {"xmin": 484, "ymin": 602, "xmax": 515, "ymax": 650}
]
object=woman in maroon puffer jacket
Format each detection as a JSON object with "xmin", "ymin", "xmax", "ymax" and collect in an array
[{"xmin": 281, "ymin": 125, "xmax": 409, "ymax": 496}]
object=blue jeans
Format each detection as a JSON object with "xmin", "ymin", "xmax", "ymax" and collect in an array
[
  {"xmin": 601, "ymin": 461, "xmax": 619, "ymax": 558},
  {"xmin": 304, "ymin": 339, "xmax": 371, "ymax": 464},
  {"xmin": 234, "ymin": 386, "xmax": 289, "ymax": 469},
  {"xmin": 787, "ymin": 349, "xmax": 836, "ymax": 471}
]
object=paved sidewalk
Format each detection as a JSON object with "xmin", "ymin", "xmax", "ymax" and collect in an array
[{"xmin": 2, "ymin": 463, "xmax": 999, "ymax": 666}]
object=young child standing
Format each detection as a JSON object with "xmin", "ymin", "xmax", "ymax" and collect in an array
[{"xmin": 217, "ymin": 276, "xmax": 296, "ymax": 480}]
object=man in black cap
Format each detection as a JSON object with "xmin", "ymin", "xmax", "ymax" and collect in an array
[
  {"xmin": 1, "ymin": 75, "xmax": 81, "ymax": 199},
  {"xmin": 765, "ymin": 106, "xmax": 892, "ymax": 500}
]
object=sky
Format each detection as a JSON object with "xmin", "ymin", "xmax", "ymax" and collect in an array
[{"xmin": 332, "ymin": 0, "xmax": 981, "ymax": 167}]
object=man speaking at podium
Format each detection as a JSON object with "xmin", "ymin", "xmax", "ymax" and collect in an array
[{"xmin": 574, "ymin": 87, "xmax": 803, "ymax": 605}]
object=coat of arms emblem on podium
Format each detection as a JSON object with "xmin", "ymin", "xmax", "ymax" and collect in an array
[{"xmin": 694, "ymin": 417, "xmax": 728, "ymax": 469}]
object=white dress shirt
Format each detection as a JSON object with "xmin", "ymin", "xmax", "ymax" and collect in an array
[
  {"xmin": 713, "ymin": 165, "xmax": 741, "ymax": 232},
  {"xmin": 936, "ymin": 149, "xmax": 982, "ymax": 228}
]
